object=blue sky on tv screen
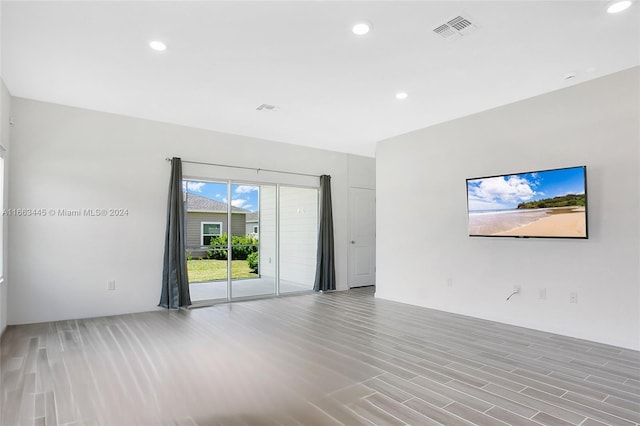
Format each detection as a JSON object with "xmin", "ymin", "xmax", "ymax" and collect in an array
[
  {"xmin": 184, "ymin": 181, "xmax": 259, "ymax": 212},
  {"xmin": 467, "ymin": 167, "xmax": 585, "ymax": 212}
]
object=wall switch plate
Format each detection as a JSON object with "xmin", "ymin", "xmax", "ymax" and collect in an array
[
  {"xmin": 446, "ymin": 278, "xmax": 453, "ymax": 287},
  {"xmin": 569, "ymin": 292, "xmax": 578, "ymax": 303},
  {"xmin": 107, "ymin": 280, "xmax": 116, "ymax": 291}
]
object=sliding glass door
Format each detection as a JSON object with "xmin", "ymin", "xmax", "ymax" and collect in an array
[
  {"xmin": 184, "ymin": 180, "xmax": 229, "ymax": 303},
  {"xmin": 230, "ymin": 183, "xmax": 276, "ymax": 299},
  {"xmin": 279, "ymin": 186, "xmax": 318, "ymax": 293},
  {"xmin": 184, "ymin": 178, "xmax": 317, "ymax": 304}
]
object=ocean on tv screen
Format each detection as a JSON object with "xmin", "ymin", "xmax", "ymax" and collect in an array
[{"xmin": 466, "ymin": 166, "xmax": 587, "ymax": 238}]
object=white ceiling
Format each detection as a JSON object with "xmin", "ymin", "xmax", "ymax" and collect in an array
[{"xmin": 2, "ymin": 1, "xmax": 639, "ymax": 157}]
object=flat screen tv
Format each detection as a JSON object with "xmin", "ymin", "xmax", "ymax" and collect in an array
[{"xmin": 466, "ymin": 166, "xmax": 588, "ymax": 239}]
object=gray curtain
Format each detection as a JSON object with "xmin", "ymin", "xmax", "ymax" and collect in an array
[
  {"xmin": 314, "ymin": 175, "xmax": 336, "ymax": 292},
  {"xmin": 159, "ymin": 157, "xmax": 191, "ymax": 309}
]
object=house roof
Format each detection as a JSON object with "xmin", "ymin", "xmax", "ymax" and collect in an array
[{"xmin": 186, "ymin": 193, "xmax": 250, "ymax": 214}]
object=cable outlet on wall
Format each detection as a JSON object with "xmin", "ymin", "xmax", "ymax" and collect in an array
[
  {"xmin": 107, "ymin": 280, "xmax": 116, "ymax": 291},
  {"xmin": 569, "ymin": 292, "xmax": 578, "ymax": 303},
  {"xmin": 539, "ymin": 288, "xmax": 547, "ymax": 300}
]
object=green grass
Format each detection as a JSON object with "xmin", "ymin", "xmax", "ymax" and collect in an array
[{"xmin": 187, "ymin": 259, "xmax": 258, "ymax": 283}]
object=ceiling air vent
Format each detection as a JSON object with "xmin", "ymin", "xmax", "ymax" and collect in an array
[
  {"xmin": 433, "ymin": 15, "xmax": 477, "ymax": 40},
  {"xmin": 256, "ymin": 103, "xmax": 279, "ymax": 112}
]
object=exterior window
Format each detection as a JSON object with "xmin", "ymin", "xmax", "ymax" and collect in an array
[
  {"xmin": 201, "ymin": 222, "xmax": 222, "ymax": 246},
  {"xmin": 0, "ymin": 152, "xmax": 4, "ymax": 282},
  {"xmin": 253, "ymin": 225, "xmax": 259, "ymax": 234}
]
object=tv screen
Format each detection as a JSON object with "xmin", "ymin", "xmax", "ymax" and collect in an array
[{"xmin": 466, "ymin": 166, "xmax": 588, "ymax": 238}]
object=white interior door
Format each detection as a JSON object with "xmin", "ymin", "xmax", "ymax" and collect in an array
[{"xmin": 349, "ymin": 187, "xmax": 376, "ymax": 288}]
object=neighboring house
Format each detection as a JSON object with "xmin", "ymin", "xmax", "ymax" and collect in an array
[
  {"xmin": 246, "ymin": 211, "xmax": 259, "ymax": 238},
  {"xmin": 186, "ymin": 193, "xmax": 250, "ymax": 258}
]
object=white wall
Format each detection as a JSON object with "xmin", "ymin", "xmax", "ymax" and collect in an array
[
  {"xmin": 348, "ymin": 154, "xmax": 376, "ymax": 190},
  {"xmin": 8, "ymin": 97, "xmax": 374, "ymax": 324},
  {"xmin": 0, "ymin": 79, "xmax": 10, "ymax": 336},
  {"xmin": 0, "ymin": 0, "xmax": 6, "ymax": 337},
  {"xmin": 377, "ymin": 67, "xmax": 640, "ymax": 350}
]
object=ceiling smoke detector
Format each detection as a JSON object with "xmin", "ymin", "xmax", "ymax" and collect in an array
[
  {"xmin": 433, "ymin": 15, "xmax": 477, "ymax": 40},
  {"xmin": 256, "ymin": 104, "xmax": 279, "ymax": 112}
]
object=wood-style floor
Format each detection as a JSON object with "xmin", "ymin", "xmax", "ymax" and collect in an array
[{"xmin": 1, "ymin": 287, "xmax": 639, "ymax": 426}]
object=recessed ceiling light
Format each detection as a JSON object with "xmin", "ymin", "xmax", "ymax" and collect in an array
[
  {"xmin": 607, "ymin": 1, "xmax": 632, "ymax": 13},
  {"xmin": 149, "ymin": 40, "xmax": 167, "ymax": 51},
  {"xmin": 352, "ymin": 22, "xmax": 371, "ymax": 36},
  {"xmin": 395, "ymin": 92, "xmax": 408, "ymax": 100}
]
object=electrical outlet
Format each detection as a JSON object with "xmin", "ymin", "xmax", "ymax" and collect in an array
[
  {"xmin": 446, "ymin": 278, "xmax": 453, "ymax": 287},
  {"xmin": 539, "ymin": 288, "xmax": 547, "ymax": 300},
  {"xmin": 569, "ymin": 292, "xmax": 578, "ymax": 303},
  {"xmin": 107, "ymin": 280, "xmax": 116, "ymax": 291}
]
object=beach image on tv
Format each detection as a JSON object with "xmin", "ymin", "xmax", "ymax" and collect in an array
[{"xmin": 466, "ymin": 166, "xmax": 587, "ymax": 238}]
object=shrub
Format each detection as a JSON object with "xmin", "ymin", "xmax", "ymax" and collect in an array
[
  {"xmin": 207, "ymin": 233, "xmax": 259, "ymax": 260},
  {"xmin": 231, "ymin": 235, "xmax": 259, "ymax": 260},
  {"xmin": 247, "ymin": 252, "xmax": 259, "ymax": 273},
  {"xmin": 207, "ymin": 234, "xmax": 228, "ymax": 260}
]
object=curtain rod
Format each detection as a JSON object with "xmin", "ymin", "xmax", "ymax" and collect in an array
[{"xmin": 165, "ymin": 157, "xmax": 320, "ymax": 178}]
